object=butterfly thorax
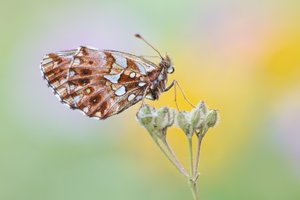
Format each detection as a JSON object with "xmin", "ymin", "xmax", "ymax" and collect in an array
[{"xmin": 146, "ymin": 56, "xmax": 174, "ymax": 100}]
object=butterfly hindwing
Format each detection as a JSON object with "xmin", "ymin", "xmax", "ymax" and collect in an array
[{"xmin": 41, "ymin": 46, "xmax": 155, "ymax": 119}]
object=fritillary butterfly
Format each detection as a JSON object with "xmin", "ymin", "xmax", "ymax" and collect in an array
[{"xmin": 40, "ymin": 34, "xmax": 180, "ymax": 119}]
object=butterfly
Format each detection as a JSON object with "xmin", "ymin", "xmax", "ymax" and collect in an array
[{"xmin": 40, "ymin": 34, "xmax": 192, "ymax": 120}]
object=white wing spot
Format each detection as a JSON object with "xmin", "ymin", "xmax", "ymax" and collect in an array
[
  {"xmin": 136, "ymin": 95, "xmax": 143, "ymax": 101},
  {"xmin": 69, "ymin": 70, "xmax": 75, "ymax": 76},
  {"xmin": 115, "ymin": 86, "xmax": 126, "ymax": 96},
  {"xmin": 128, "ymin": 94, "xmax": 136, "ymax": 101},
  {"xmin": 112, "ymin": 63, "xmax": 123, "ymax": 71},
  {"xmin": 144, "ymin": 63, "xmax": 156, "ymax": 72},
  {"xmin": 74, "ymin": 96, "xmax": 81, "ymax": 104},
  {"xmin": 85, "ymin": 88, "xmax": 92, "ymax": 94},
  {"xmin": 73, "ymin": 58, "xmax": 80, "ymax": 65},
  {"xmin": 100, "ymin": 53, "xmax": 107, "ymax": 65},
  {"xmin": 42, "ymin": 58, "xmax": 53, "ymax": 66},
  {"xmin": 83, "ymin": 107, "xmax": 89, "ymax": 113},
  {"xmin": 104, "ymin": 73, "xmax": 121, "ymax": 84},
  {"xmin": 138, "ymin": 82, "xmax": 146, "ymax": 87},
  {"xmin": 129, "ymin": 72, "xmax": 136, "ymax": 78},
  {"xmin": 95, "ymin": 112, "xmax": 102, "ymax": 118},
  {"xmin": 114, "ymin": 55, "xmax": 127, "ymax": 68},
  {"xmin": 158, "ymin": 74, "xmax": 164, "ymax": 81},
  {"xmin": 137, "ymin": 63, "xmax": 146, "ymax": 75},
  {"xmin": 99, "ymin": 54, "xmax": 105, "ymax": 59},
  {"xmin": 70, "ymin": 85, "xmax": 75, "ymax": 90}
]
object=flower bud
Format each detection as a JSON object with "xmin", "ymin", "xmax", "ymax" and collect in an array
[
  {"xmin": 191, "ymin": 103, "xmax": 206, "ymax": 130},
  {"xmin": 206, "ymin": 110, "xmax": 219, "ymax": 128},
  {"xmin": 136, "ymin": 105, "xmax": 175, "ymax": 139},
  {"xmin": 136, "ymin": 104, "xmax": 155, "ymax": 127},
  {"xmin": 176, "ymin": 111, "xmax": 193, "ymax": 137},
  {"xmin": 196, "ymin": 101, "xmax": 208, "ymax": 114},
  {"xmin": 156, "ymin": 107, "xmax": 176, "ymax": 129}
]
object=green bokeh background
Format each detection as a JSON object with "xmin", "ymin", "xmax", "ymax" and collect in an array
[{"xmin": 1, "ymin": 0, "xmax": 300, "ymax": 199}]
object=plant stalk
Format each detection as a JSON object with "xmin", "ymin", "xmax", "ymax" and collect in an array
[
  {"xmin": 188, "ymin": 137, "xmax": 194, "ymax": 176},
  {"xmin": 161, "ymin": 138, "xmax": 189, "ymax": 177},
  {"xmin": 190, "ymin": 179, "xmax": 200, "ymax": 200},
  {"xmin": 194, "ymin": 135, "xmax": 203, "ymax": 177},
  {"xmin": 152, "ymin": 138, "xmax": 189, "ymax": 178}
]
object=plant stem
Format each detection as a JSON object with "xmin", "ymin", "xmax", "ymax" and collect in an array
[
  {"xmin": 188, "ymin": 136, "xmax": 200, "ymax": 200},
  {"xmin": 153, "ymin": 138, "xmax": 189, "ymax": 178},
  {"xmin": 193, "ymin": 135, "xmax": 203, "ymax": 177},
  {"xmin": 190, "ymin": 179, "xmax": 200, "ymax": 200},
  {"xmin": 188, "ymin": 137, "xmax": 194, "ymax": 176},
  {"xmin": 161, "ymin": 138, "xmax": 189, "ymax": 178},
  {"xmin": 154, "ymin": 140, "xmax": 186, "ymax": 176}
]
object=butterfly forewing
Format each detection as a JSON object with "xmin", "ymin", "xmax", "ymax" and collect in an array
[{"xmin": 41, "ymin": 46, "xmax": 155, "ymax": 119}]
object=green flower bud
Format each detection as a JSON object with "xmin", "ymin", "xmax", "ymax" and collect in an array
[
  {"xmin": 136, "ymin": 104, "xmax": 155, "ymax": 127},
  {"xmin": 206, "ymin": 110, "xmax": 219, "ymax": 128},
  {"xmin": 156, "ymin": 107, "xmax": 176, "ymax": 129},
  {"xmin": 136, "ymin": 105, "xmax": 175, "ymax": 139},
  {"xmin": 137, "ymin": 101, "xmax": 220, "ymax": 139},
  {"xmin": 191, "ymin": 106, "xmax": 206, "ymax": 131},
  {"xmin": 196, "ymin": 101, "xmax": 208, "ymax": 114},
  {"xmin": 176, "ymin": 111, "xmax": 193, "ymax": 137}
]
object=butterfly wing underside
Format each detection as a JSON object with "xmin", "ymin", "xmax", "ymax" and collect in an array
[{"xmin": 40, "ymin": 46, "xmax": 157, "ymax": 119}]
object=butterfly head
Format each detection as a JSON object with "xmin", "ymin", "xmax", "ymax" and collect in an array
[{"xmin": 161, "ymin": 54, "xmax": 175, "ymax": 74}]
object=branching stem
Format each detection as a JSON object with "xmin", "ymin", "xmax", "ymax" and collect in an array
[
  {"xmin": 161, "ymin": 137, "xmax": 189, "ymax": 178},
  {"xmin": 194, "ymin": 134, "xmax": 203, "ymax": 178},
  {"xmin": 188, "ymin": 137, "xmax": 194, "ymax": 176},
  {"xmin": 152, "ymin": 138, "xmax": 188, "ymax": 178},
  {"xmin": 190, "ymin": 179, "xmax": 200, "ymax": 200}
]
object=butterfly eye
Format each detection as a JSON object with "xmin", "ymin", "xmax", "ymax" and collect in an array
[{"xmin": 167, "ymin": 66, "xmax": 174, "ymax": 74}]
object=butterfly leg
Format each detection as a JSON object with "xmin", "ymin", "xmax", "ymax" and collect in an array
[
  {"xmin": 174, "ymin": 80, "xmax": 195, "ymax": 108},
  {"xmin": 164, "ymin": 81, "xmax": 179, "ymax": 111},
  {"xmin": 138, "ymin": 84, "xmax": 151, "ymax": 110},
  {"xmin": 164, "ymin": 80, "xmax": 195, "ymax": 110}
]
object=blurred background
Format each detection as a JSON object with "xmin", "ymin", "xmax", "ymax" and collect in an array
[{"xmin": 0, "ymin": 0, "xmax": 300, "ymax": 199}]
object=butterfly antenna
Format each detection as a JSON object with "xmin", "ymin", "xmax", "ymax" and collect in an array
[{"xmin": 135, "ymin": 34, "xmax": 163, "ymax": 59}]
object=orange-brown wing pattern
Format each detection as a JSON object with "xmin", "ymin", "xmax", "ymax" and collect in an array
[{"xmin": 41, "ymin": 46, "xmax": 155, "ymax": 119}]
